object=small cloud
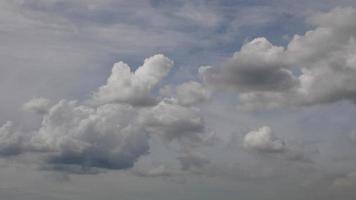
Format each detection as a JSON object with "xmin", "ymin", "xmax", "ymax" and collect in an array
[{"xmin": 243, "ymin": 126, "xmax": 285, "ymax": 153}]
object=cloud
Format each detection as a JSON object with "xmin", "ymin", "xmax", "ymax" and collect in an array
[
  {"xmin": 161, "ymin": 81, "xmax": 210, "ymax": 106},
  {"xmin": 286, "ymin": 7, "xmax": 356, "ymax": 105},
  {"xmin": 243, "ymin": 126, "xmax": 286, "ymax": 153},
  {"xmin": 201, "ymin": 37, "xmax": 298, "ymax": 93},
  {"xmin": 92, "ymin": 54, "xmax": 173, "ymax": 106},
  {"xmin": 201, "ymin": 7, "xmax": 356, "ymax": 109},
  {"xmin": 0, "ymin": 121, "xmax": 26, "ymax": 156},
  {"xmin": 175, "ymin": 2, "xmax": 220, "ymax": 27},
  {"xmin": 175, "ymin": 81, "xmax": 210, "ymax": 106},
  {"xmin": 29, "ymin": 100, "xmax": 149, "ymax": 171},
  {"xmin": 22, "ymin": 97, "xmax": 51, "ymax": 115},
  {"xmin": 332, "ymin": 171, "xmax": 356, "ymax": 189},
  {"xmin": 177, "ymin": 151, "xmax": 210, "ymax": 171},
  {"xmin": 133, "ymin": 164, "xmax": 172, "ymax": 177},
  {"xmin": 140, "ymin": 99, "xmax": 205, "ymax": 143},
  {"xmin": 131, "ymin": 156, "xmax": 174, "ymax": 177},
  {"xmin": 0, "ymin": 54, "xmax": 212, "ymax": 173}
]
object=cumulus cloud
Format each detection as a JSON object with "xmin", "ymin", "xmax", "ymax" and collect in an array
[
  {"xmin": 140, "ymin": 99, "xmax": 205, "ymax": 143},
  {"xmin": 200, "ymin": 7, "xmax": 356, "ymax": 109},
  {"xmin": 161, "ymin": 81, "xmax": 210, "ymax": 106},
  {"xmin": 0, "ymin": 121, "xmax": 26, "ymax": 156},
  {"xmin": 29, "ymin": 100, "xmax": 149, "ymax": 171},
  {"xmin": 0, "ymin": 54, "xmax": 212, "ymax": 173},
  {"xmin": 175, "ymin": 81, "xmax": 210, "ymax": 106},
  {"xmin": 22, "ymin": 97, "xmax": 51, "ymax": 114},
  {"xmin": 201, "ymin": 37, "xmax": 298, "ymax": 93},
  {"xmin": 243, "ymin": 126, "xmax": 285, "ymax": 153},
  {"xmin": 92, "ymin": 54, "xmax": 173, "ymax": 106}
]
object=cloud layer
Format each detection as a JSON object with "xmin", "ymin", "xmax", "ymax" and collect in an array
[{"xmin": 2, "ymin": 4, "xmax": 356, "ymax": 200}]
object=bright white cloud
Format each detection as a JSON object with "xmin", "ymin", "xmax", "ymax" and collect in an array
[
  {"xmin": 243, "ymin": 126, "xmax": 285, "ymax": 153},
  {"xmin": 29, "ymin": 100, "xmax": 149, "ymax": 170},
  {"xmin": 93, "ymin": 54, "xmax": 173, "ymax": 106}
]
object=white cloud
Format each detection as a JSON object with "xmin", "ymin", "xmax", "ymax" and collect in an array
[
  {"xmin": 160, "ymin": 81, "xmax": 210, "ymax": 107},
  {"xmin": 22, "ymin": 97, "xmax": 51, "ymax": 115},
  {"xmin": 201, "ymin": 7, "xmax": 356, "ymax": 109},
  {"xmin": 243, "ymin": 126, "xmax": 285, "ymax": 153},
  {"xmin": 0, "ymin": 121, "xmax": 25, "ymax": 156},
  {"xmin": 92, "ymin": 54, "xmax": 173, "ymax": 106},
  {"xmin": 174, "ymin": 81, "xmax": 210, "ymax": 106},
  {"xmin": 140, "ymin": 99, "xmax": 205, "ymax": 143},
  {"xmin": 29, "ymin": 100, "xmax": 149, "ymax": 171}
]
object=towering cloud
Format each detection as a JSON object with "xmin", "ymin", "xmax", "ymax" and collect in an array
[
  {"xmin": 0, "ymin": 54, "xmax": 210, "ymax": 173},
  {"xmin": 93, "ymin": 54, "xmax": 173, "ymax": 106}
]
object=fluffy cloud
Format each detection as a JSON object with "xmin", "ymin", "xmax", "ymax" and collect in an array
[
  {"xmin": 160, "ymin": 81, "xmax": 210, "ymax": 107},
  {"xmin": 22, "ymin": 97, "xmax": 51, "ymax": 114},
  {"xmin": 92, "ymin": 54, "xmax": 173, "ymax": 106},
  {"xmin": 139, "ymin": 99, "xmax": 205, "ymax": 143},
  {"xmin": 0, "ymin": 121, "xmax": 26, "ymax": 156},
  {"xmin": 201, "ymin": 7, "xmax": 356, "ymax": 109},
  {"xmin": 30, "ymin": 100, "xmax": 149, "ymax": 170},
  {"xmin": 243, "ymin": 126, "xmax": 285, "ymax": 153},
  {"xmin": 175, "ymin": 81, "xmax": 210, "ymax": 106},
  {"xmin": 0, "ymin": 54, "xmax": 212, "ymax": 173},
  {"xmin": 201, "ymin": 37, "xmax": 298, "ymax": 93}
]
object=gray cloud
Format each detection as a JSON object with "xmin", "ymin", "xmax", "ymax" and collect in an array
[
  {"xmin": 31, "ymin": 100, "xmax": 149, "ymax": 171},
  {"xmin": 140, "ymin": 99, "xmax": 205, "ymax": 143},
  {"xmin": 201, "ymin": 37, "xmax": 298, "ymax": 93},
  {"xmin": 2, "ymin": 2, "xmax": 356, "ymax": 199},
  {"xmin": 177, "ymin": 151, "xmax": 210, "ymax": 171},
  {"xmin": 23, "ymin": 97, "xmax": 51, "ymax": 115},
  {"xmin": 201, "ymin": 7, "xmax": 356, "ymax": 110},
  {"xmin": 0, "ymin": 55, "xmax": 210, "ymax": 174},
  {"xmin": 0, "ymin": 121, "xmax": 25, "ymax": 156}
]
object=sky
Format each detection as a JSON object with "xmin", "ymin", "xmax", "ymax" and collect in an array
[{"xmin": 1, "ymin": 0, "xmax": 356, "ymax": 199}]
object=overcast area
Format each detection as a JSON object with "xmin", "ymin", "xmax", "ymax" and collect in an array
[{"xmin": 1, "ymin": 0, "xmax": 356, "ymax": 199}]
